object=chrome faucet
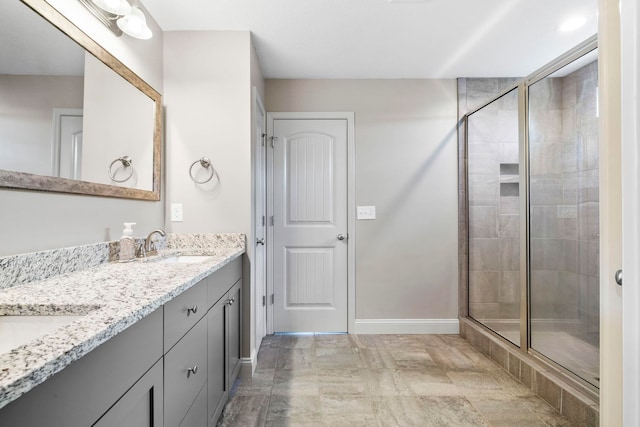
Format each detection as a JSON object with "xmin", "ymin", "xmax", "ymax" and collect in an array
[{"xmin": 144, "ymin": 229, "xmax": 166, "ymax": 256}]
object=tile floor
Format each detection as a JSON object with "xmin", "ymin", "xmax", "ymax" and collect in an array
[{"xmin": 218, "ymin": 334, "xmax": 573, "ymax": 426}]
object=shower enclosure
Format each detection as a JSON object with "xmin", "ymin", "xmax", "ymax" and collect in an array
[{"xmin": 465, "ymin": 37, "xmax": 599, "ymax": 391}]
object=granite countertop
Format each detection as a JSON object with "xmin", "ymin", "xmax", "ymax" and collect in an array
[{"xmin": 0, "ymin": 233, "xmax": 245, "ymax": 410}]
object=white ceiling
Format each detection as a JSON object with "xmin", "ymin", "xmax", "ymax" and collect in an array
[{"xmin": 142, "ymin": 0, "xmax": 598, "ymax": 79}]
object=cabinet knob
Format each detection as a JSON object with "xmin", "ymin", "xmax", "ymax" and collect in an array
[
  {"xmin": 187, "ymin": 305, "xmax": 198, "ymax": 315},
  {"xmin": 187, "ymin": 365, "xmax": 198, "ymax": 377},
  {"xmin": 228, "ymin": 297, "xmax": 235, "ymax": 306}
]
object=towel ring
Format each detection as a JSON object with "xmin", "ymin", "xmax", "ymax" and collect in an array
[
  {"xmin": 189, "ymin": 157, "xmax": 215, "ymax": 184},
  {"xmin": 108, "ymin": 156, "xmax": 134, "ymax": 182}
]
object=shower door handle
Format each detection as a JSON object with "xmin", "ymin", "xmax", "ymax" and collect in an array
[{"xmin": 615, "ymin": 269, "xmax": 622, "ymax": 286}]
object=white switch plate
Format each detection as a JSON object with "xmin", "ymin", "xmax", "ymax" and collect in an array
[
  {"xmin": 170, "ymin": 203, "xmax": 183, "ymax": 222},
  {"xmin": 357, "ymin": 206, "xmax": 376, "ymax": 220}
]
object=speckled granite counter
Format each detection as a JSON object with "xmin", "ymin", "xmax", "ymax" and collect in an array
[{"xmin": 0, "ymin": 233, "xmax": 245, "ymax": 410}]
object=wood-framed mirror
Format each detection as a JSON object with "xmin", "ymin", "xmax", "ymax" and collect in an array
[{"xmin": 0, "ymin": 0, "xmax": 161, "ymax": 200}]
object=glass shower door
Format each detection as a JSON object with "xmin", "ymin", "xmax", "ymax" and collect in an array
[
  {"xmin": 527, "ymin": 49, "xmax": 599, "ymax": 387},
  {"xmin": 467, "ymin": 88, "xmax": 521, "ymax": 346}
]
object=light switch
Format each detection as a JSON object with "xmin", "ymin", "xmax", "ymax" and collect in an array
[
  {"xmin": 171, "ymin": 203, "xmax": 183, "ymax": 222},
  {"xmin": 357, "ymin": 206, "xmax": 376, "ymax": 220}
]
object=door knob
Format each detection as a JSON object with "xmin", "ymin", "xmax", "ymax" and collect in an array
[
  {"xmin": 187, "ymin": 365, "xmax": 198, "ymax": 377},
  {"xmin": 615, "ymin": 269, "xmax": 622, "ymax": 286},
  {"xmin": 337, "ymin": 234, "xmax": 346, "ymax": 241},
  {"xmin": 256, "ymin": 238, "xmax": 265, "ymax": 246}
]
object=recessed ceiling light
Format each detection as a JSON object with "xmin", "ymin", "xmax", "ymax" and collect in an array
[{"xmin": 557, "ymin": 16, "xmax": 588, "ymax": 32}]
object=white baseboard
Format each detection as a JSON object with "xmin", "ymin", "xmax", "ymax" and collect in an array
[
  {"xmin": 353, "ymin": 318, "xmax": 460, "ymax": 334},
  {"xmin": 238, "ymin": 348, "xmax": 258, "ymax": 379}
]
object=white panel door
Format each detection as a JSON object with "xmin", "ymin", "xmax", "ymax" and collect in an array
[
  {"xmin": 59, "ymin": 117, "xmax": 83, "ymax": 180},
  {"xmin": 52, "ymin": 108, "xmax": 83, "ymax": 179},
  {"xmin": 272, "ymin": 119, "xmax": 348, "ymax": 332}
]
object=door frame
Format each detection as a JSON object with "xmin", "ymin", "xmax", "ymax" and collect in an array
[
  {"xmin": 266, "ymin": 112, "xmax": 356, "ymax": 334},
  {"xmin": 252, "ymin": 87, "xmax": 267, "ymax": 350},
  {"xmin": 621, "ymin": 0, "xmax": 639, "ymax": 423}
]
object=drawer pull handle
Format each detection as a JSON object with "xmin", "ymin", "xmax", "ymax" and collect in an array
[
  {"xmin": 187, "ymin": 365, "xmax": 198, "ymax": 377},
  {"xmin": 187, "ymin": 305, "xmax": 198, "ymax": 315}
]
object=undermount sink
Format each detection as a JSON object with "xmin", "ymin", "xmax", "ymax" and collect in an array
[
  {"xmin": 0, "ymin": 315, "xmax": 84, "ymax": 354},
  {"xmin": 153, "ymin": 255, "xmax": 213, "ymax": 264}
]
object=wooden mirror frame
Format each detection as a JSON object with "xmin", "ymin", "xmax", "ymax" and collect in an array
[{"xmin": 0, "ymin": 0, "xmax": 162, "ymax": 201}]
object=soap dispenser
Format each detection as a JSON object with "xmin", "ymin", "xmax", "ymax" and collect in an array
[{"xmin": 119, "ymin": 222, "xmax": 136, "ymax": 262}]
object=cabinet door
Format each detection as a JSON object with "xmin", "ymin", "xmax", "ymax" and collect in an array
[
  {"xmin": 227, "ymin": 281, "xmax": 242, "ymax": 385},
  {"xmin": 93, "ymin": 359, "xmax": 163, "ymax": 427},
  {"xmin": 207, "ymin": 295, "xmax": 227, "ymax": 424}
]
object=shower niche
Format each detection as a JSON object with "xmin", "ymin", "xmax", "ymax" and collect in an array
[{"xmin": 465, "ymin": 37, "xmax": 600, "ymax": 391}]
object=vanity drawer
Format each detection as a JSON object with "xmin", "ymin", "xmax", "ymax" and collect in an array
[
  {"xmin": 164, "ymin": 278, "xmax": 207, "ymax": 351},
  {"xmin": 179, "ymin": 383, "xmax": 207, "ymax": 427},
  {"xmin": 164, "ymin": 317, "xmax": 207, "ymax": 427},
  {"xmin": 207, "ymin": 257, "xmax": 242, "ymax": 308}
]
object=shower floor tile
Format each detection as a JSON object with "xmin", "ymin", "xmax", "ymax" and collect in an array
[{"xmin": 219, "ymin": 334, "xmax": 575, "ymax": 427}]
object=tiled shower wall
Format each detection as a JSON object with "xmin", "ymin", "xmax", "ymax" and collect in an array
[{"xmin": 528, "ymin": 61, "xmax": 600, "ymax": 345}]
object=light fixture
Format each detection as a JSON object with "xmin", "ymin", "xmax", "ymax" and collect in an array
[
  {"xmin": 557, "ymin": 16, "xmax": 588, "ymax": 32},
  {"xmin": 92, "ymin": 0, "xmax": 132, "ymax": 16},
  {"xmin": 77, "ymin": 0, "xmax": 153, "ymax": 40},
  {"xmin": 117, "ymin": 6, "xmax": 153, "ymax": 40}
]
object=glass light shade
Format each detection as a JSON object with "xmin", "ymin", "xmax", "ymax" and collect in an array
[
  {"xmin": 92, "ymin": 0, "xmax": 132, "ymax": 16},
  {"xmin": 117, "ymin": 7, "xmax": 153, "ymax": 40}
]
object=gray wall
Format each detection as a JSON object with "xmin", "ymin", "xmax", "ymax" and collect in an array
[
  {"xmin": 0, "ymin": 1, "xmax": 164, "ymax": 256},
  {"xmin": 163, "ymin": 30, "xmax": 265, "ymax": 363},
  {"xmin": 163, "ymin": 31, "xmax": 252, "ymax": 236},
  {"xmin": 266, "ymin": 79, "xmax": 459, "ymax": 320}
]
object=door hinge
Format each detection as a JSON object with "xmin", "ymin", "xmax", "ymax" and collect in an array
[
  {"xmin": 270, "ymin": 294, "xmax": 274, "ymax": 305},
  {"xmin": 261, "ymin": 133, "xmax": 266, "ymax": 147},
  {"xmin": 270, "ymin": 136, "xmax": 278, "ymax": 148},
  {"xmin": 270, "ymin": 216, "xmax": 274, "ymax": 226},
  {"xmin": 262, "ymin": 295, "xmax": 266, "ymax": 307},
  {"xmin": 262, "ymin": 215, "xmax": 266, "ymax": 226}
]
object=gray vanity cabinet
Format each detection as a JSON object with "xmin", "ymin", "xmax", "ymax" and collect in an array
[{"xmin": 0, "ymin": 257, "xmax": 242, "ymax": 427}]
